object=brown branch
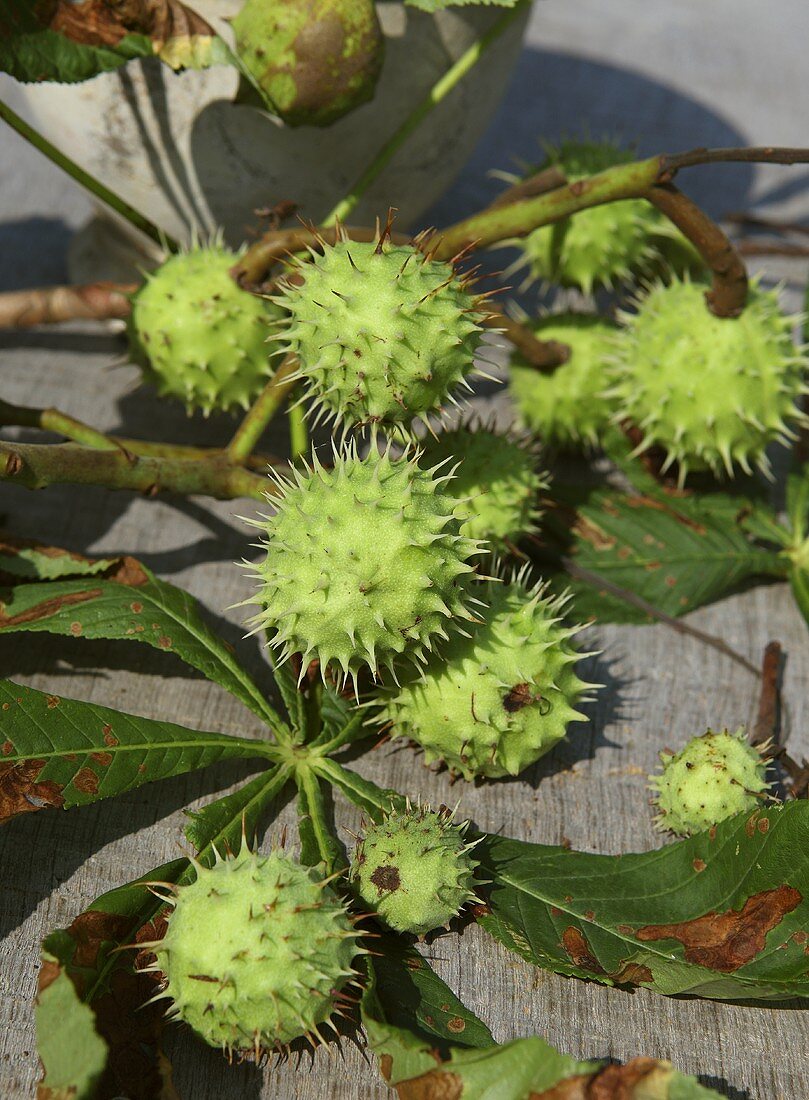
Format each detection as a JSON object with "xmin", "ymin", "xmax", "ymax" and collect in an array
[
  {"xmin": 482, "ymin": 305, "xmax": 570, "ymax": 371},
  {"xmin": 647, "ymin": 184, "xmax": 748, "ymax": 317},
  {"xmin": 736, "ymin": 241, "xmax": 809, "ymax": 258},
  {"xmin": 231, "ymin": 224, "xmax": 410, "ymax": 291},
  {"xmin": 725, "ymin": 212, "xmax": 809, "ymax": 238},
  {"xmin": 0, "ymin": 282, "xmax": 135, "ymax": 328},
  {"xmin": 751, "ymin": 641, "xmax": 782, "ymax": 747},
  {"xmin": 660, "ymin": 145, "xmax": 809, "ymax": 176}
]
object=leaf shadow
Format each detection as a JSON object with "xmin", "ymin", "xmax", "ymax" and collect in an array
[{"xmin": 0, "ymin": 758, "xmax": 270, "ymax": 942}]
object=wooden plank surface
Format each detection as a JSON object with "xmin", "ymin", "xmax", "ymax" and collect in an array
[{"xmin": 2, "ymin": 3, "xmax": 808, "ymax": 1097}]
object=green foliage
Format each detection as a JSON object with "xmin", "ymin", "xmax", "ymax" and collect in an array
[
  {"xmin": 378, "ymin": 571, "xmax": 594, "ymax": 779},
  {"xmin": 0, "ymin": 678, "xmax": 272, "ymax": 823},
  {"xmin": 0, "ymin": 541, "xmax": 283, "ymax": 727},
  {"xmin": 362, "ymin": 946, "xmax": 723, "ymax": 1098},
  {"xmin": 35, "ymin": 951, "xmax": 107, "ymax": 1100},
  {"xmin": 609, "ymin": 277, "xmax": 807, "ymax": 484},
  {"xmin": 129, "ymin": 244, "xmax": 282, "ymax": 415},
  {"xmin": 539, "ymin": 478, "xmax": 784, "ymax": 624},
  {"xmin": 276, "ymin": 235, "xmax": 485, "ymax": 431},
  {"xmin": 246, "ymin": 443, "xmax": 480, "ymax": 683},
  {"xmin": 650, "ymin": 728, "xmax": 772, "ymax": 836},
  {"xmin": 508, "ymin": 312, "xmax": 618, "ymax": 448},
  {"xmin": 0, "ymin": 0, "xmax": 231, "ymax": 84},
  {"xmin": 233, "ymin": 0, "xmax": 384, "ymax": 126},
  {"xmin": 478, "ymin": 802, "xmax": 809, "ymax": 1000}
]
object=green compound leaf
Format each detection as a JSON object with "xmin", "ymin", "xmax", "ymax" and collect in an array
[
  {"xmin": 362, "ymin": 938, "xmax": 495, "ymax": 1085},
  {"xmin": 363, "ymin": 943, "xmax": 722, "ymax": 1098},
  {"xmin": 0, "ymin": 537, "xmax": 116, "ymax": 580},
  {"xmin": 477, "ymin": 802, "xmax": 809, "ymax": 1001},
  {"xmin": 0, "ymin": 678, "xmax": 274, "ymax": 823},
  {"xmin": 36, "ymin": 950, "xmax": 107, "ymax": 1100},
  {"xmin": 38, "ymin": 764, "xmax": 288, "ymax": 1097},
  {"xmin": 0, "ymin": 0, "xmax": 231, "ymax": 84},
  {"xmin": 314, "ymin": 757, "xmax": 406, "ymax": 820},
  {"xmin": 297, "ymin": 767, "xmax": 344, "ymax": 874},
  {"xmin": 541, "ymin": 483, "xmax": 783, "ymax": 624},
  {"xmin": 0, "ymin": 542, "xmax": 284, "ymax": 729}
]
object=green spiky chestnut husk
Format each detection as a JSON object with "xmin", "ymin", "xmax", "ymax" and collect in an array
[
  {"xmin": 129, "ymin": 244, "xmax": 281, "ymax": 414},
  {"xmin": 275, "ymin": 235, "xmax": 487, "ymax": 432},
  {"xmin": 511, "ymin": 139, "xmax": 700, "ymax": 293},
  {"xmin": 232, "ymin": 0, "xmax": 384, "ymax": 127},
  {"xmin": 378, "ymin": 571, "xmax": 596, "ymax": 780},
  {"xmin": 350, "ymin": 804, "xmax": 478, "ymax": 935},
  {"xmin": 649, "ymin": 728, "xmax": 772, "ymax": 837},
  {"xmin": 508, "ymin": 312, "xmax": 619, "ymax": 449},
  {"xmin": 609, "ymin": 277, "xmax": 808, "ymax": 484},
  {"xmin": 152, "ymin": 846, "xmax": 360, "ymax": 1052},
  {"xmin": 245, "ymin": 444, "xmax": 483, "ymax": 683},
  {"xmin": 418, "ymin": 423, "xmax": 548, "ymax": 550}
]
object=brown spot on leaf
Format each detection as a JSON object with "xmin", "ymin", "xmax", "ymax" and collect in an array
[
  {"xmin": 69, "ymin": 621, "xmax": 82, "ymax": 636},
  {"xmin": 0, "ymin": 760, "xmax": 64, "ymax": 823},
  {"xmin": 758, "ymin": 817, "xmax": 770, "ymax": 834},
  {"xmin": 37, "ymin": 957, "xmax": 61, "ymax": 996},
  {"xmin": 611, "ymin": 962, "xmax": 653, "ymax": 986},
  {"xmin": 370, "ymin": 865, "xmax": 401, "ymax": 894},
  {"xmin": 107, "ymin": 555, "xmax": 149, "ymax": 587},
  {"xmin": 693, "ymin": 858, "xmax": 706, "ymax": 872},
  {"xmin": 470, "ymin": 903, "xmax": 491, "ymax": 919},
  {"xmin": 45, "ymin": 694, "xmax": 59, "ymax": 709},
  {"xmin": 561, "ymin": 927, "xmax": 605, "ymax": 975},
  {"xmin": 91, "ymin": 752, "xmax": 113, "ymax": 766},
  {"xmin": 103, "ymin": 726, "xmax": 119, "ymax": 747},
  {"xmin": 157, "ymin": 635, "xmax": 172, "ymax": 650},
  {"xmin": 0, "ymin": 588, "xmax": 100, "ymax": 628},
  {"xmin": 636, "ymin": 886, "xmax": 802, "ymax": 971},
  {"xmin": 73, "ymin": 767, "xmax": 99, "ymax": 795},
  {"xmin": 1, "ymin": 741, "xmax": 12, "ymax": 756},
  {"xmin": 446, "ymin": 1017, "xmax": 465, "ymax": 1033},
  {"xmin": 572, "ymin": 515, "xmax": 615, "ymax": 551},
  {"xmin": 616, "ymin": 924, "xmax": 634, "ymax": 935},
  {"xmin": 130, "ymin": 602, "xmax": 143, "ymax": 613}
]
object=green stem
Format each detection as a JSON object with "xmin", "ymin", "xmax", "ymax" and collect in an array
[
  {"xmin": 0, "ymin": 99, "xmax": 177, "ymax": 252},
  {"xmin": 321, "ymin": 0, "xmax": 530, "ymax": 227},
  {"xmin": 0, "ymin": 440, "xmax": 274, "ymax": 500},
  {"xmin": 0, "ymin": 398, "xmax": 130, "ymax": 454},
  {"xmin": 227, "ymin": 355, "xmax": 298, "ymax": 465},
  {"xmin": 288, "ymin": 395, "xmax": 309, "ymax": 458},
  {"xmin": 434, "ymin": 155, "xmax": 663, "ymax": 257}
]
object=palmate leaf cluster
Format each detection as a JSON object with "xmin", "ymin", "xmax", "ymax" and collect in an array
[{"xmin": 2, "ymin": 540, "xmax": 807, "ymax": 1098}]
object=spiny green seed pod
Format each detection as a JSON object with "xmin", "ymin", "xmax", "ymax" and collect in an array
[
  {"xmin": 508, "ymin": 312, "xmax": 619, "ymax": 449},
  {"xmin": 128, "ymin": 243, "xmax": 280, "ymax": 415},
  {"xmin": 649, "ymin": 728, "xmax": 772, "ymax": 837},
  {"xmin": 350, "ymin": 803, "xmax": 479, "ymax": 935},
  {"xmin": 244, "ymin": 443, "xmax": 483, "ymax": 684},
  {"xmin": 377, "ymin": 569, "xmax": 596, "ymax": 780},
  {"xmin": 509, "ymin": 139, "xmax": 696, "ymax": 294},
  {"xmin": 232, "ymin": 0, "xmax": 384, "ymax": 128},
  {"xmin": 418, "ymin": 422, "xmax": 548, "ymax": 551},
  {"xmin": 147, "ymin": 845, "xmax": 361, "ymax": 1053},
  {"xmin": 274, "ymin": 232, "xmax": 487, "ymax": 432},
  {"xmin": 608, "ymin": 277, "xmax": 808, "ymax": 484}
]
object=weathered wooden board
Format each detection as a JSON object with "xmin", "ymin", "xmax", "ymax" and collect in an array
[{"xmin": 1, "ymin": 2, "xmax": 808, "ymax": 1097}]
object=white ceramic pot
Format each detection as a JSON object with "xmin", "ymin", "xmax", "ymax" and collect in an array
[{"xmin": 1, "ymin": 1, "xmax": 528, "ymax": 272}]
